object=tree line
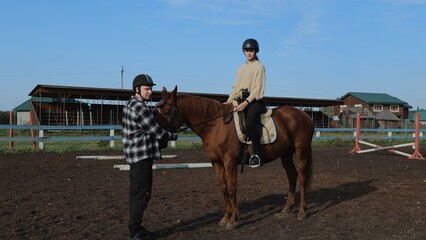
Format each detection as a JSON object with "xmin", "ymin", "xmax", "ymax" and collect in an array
[{"xmin": 0, "ymin": 111, "xmax": 9, "ymax": 124}]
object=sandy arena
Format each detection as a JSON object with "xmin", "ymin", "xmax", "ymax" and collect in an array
[{"xmin": 1, "ymin": 145, "xmax": 425, "ymax": 239}]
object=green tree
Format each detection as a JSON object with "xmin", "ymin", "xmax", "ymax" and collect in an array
[{"xmin": 0, "ymin": 111, "xmax": 10, "ymax": 124}]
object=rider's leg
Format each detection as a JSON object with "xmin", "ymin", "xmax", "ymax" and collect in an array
[{"xmin": 245, "ymin": 100, "xmax": 264, "ymax": 167}]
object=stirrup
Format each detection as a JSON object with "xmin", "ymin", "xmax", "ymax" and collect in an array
[{"xmin": 249, "ymin": 154, "xmax": 261, "ymax": 168}]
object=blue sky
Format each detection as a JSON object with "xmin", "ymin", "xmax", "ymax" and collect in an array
[{"xmin": 1, "ymin": 0, "xmax": 425, "ymax": 111}]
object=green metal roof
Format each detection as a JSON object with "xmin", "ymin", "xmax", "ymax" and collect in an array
[
  {"xmin": 408, "ymin": 110, "xmax": 426, "ymax": 121},
  {"xmin": 13, "ymin": 97, "xmax": 82, "ymax": 111},
  {"xmin": 13, "ymin": 99, "xmax": 32, "ymax": 111},
  {"xmin": 340, "ymin": 92, "xmax": 412, "ymax": 108}
]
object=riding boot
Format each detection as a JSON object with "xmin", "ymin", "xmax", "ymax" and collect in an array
[{"xmin": 249, "ymin": 145, "xmax": 262, "ymax": 168}]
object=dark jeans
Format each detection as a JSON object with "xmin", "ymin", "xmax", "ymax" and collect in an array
[
  {"xmin": 128, "ymin": 159, "xmax": 153, "ymax": 237},
  {"xmin": 244, "ymin": 100, "xmax": 265, "ymax": 152}
]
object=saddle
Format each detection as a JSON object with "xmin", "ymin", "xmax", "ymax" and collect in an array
[{"xmin": 232, "ymin": 101, "xmax": 277, "ymax": 144}]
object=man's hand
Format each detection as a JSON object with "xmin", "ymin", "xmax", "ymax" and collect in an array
[{"xmin": 170, "ymin": 133, "xmax": 178, "ymax": 141}]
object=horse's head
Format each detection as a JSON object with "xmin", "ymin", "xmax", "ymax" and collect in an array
[{"xmin": 155, "ymin": 86, "xmax": 185, "ymax": 132}]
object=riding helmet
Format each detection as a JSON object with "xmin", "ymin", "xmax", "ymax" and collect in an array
[
  {"xmin": 242, "ymin": 38, "xmax": 259, "ymax": 53},
  {"xmin": 132, "ymin": 74, "xmax": 156, "ymax": 91}
]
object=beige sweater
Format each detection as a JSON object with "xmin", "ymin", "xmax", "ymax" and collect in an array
[{"xmin": 226, "ymin": 60, "xmax": 266, "ymax": 104}]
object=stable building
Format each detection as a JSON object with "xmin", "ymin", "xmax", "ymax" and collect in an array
[{"xmin": 14, "ymin": 84, "xmax": 343, "ymax": 127}]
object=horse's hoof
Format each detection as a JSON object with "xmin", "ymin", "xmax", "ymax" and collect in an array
[
  {"xmin": 283, "ymin": 206, "xmax": 293, "ymax": 214},
  {"xmin": 297, "ymin": 211, "xmax": 307, "ymax": 220},
  {"xmin": 218, "ymin": 219, "xmax": 228, "ymax": 227},
  {"xmin": 225, "ymin": 222, "xmax": 237, "ymax": 230}
]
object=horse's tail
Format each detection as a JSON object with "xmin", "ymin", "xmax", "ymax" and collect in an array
[
  {"xmin": 301, "ymin": 110, "xmax": 315, "ymax": 192},
  {"xmin": 305, "ymin": 145, "xmax": 313, "ymax": 191}
]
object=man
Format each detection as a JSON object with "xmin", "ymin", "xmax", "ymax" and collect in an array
[{"xmin": 122, "ymin": 74, "xmax": 177, "ymax": 240}]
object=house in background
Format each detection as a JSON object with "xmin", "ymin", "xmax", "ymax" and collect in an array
[
  {"xmin": 13, "ymin": 98, "xmax": 38, "ymax": 125},
  {"xmin": 333, "ymin": 92, "xmax": 412, "ymax": 128},
  {"xmin": 408, "ymin": 109, "xmax": 426, "ymax": 125}
]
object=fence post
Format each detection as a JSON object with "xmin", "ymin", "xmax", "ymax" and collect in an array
[
  {"xmin": 315, "ymin": 131, "xmax": 321, "ymax": 138},
  {"xmin": 29, "ymin": 112, "xmax": 36, "ymax": 149},
  {"xmin": 9, "ymin": 111, "xmax": 14, "ymax": 149},
  {"xmin": 109, "ymin": 129, "xmax": 115, "ymax": 149},
  {"xmin": 39, "ymin": 129, "xmax": 44, "ymax": 150}
]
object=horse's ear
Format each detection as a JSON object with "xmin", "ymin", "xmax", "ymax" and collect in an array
[
  {"xmin": 171, "ymin": 86, "xmax": 178, "ymax": 96},
  {"xmin": 161, "ymin": 87, "xmax": 168, "ymax": 97}
]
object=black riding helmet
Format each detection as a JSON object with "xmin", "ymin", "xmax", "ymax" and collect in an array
[
  {"xmin": 242, "ymin": 38, "xmax": 259, "ymax": 53},
  {"xmin": 132, "ymin": 74, "xmax": 156, "ymax": 91}
]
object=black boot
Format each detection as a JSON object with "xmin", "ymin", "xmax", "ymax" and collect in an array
[
  {"xmin": 129, "ymin": 226, "xmax": 159, "ymax": 240},
  {"xmin": 249, "ymin": 146, "xmax": 262, "ymax": 168}
]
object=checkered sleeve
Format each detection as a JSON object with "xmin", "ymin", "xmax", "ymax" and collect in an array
[
  {"xmin": 122, "ymin": 97, "xmax": 175, "ymax": 164},
  {"xmin": 139, "ymin": 107, "xmax": 174, "ymax": 140}
]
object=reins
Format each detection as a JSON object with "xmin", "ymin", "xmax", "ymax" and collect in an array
[
  {"xmin": 157, "ymin": 93, "xmax": 238, "ymax": 133},
  {"xmin": 175, "ymin": 107, "xmax": 237, "ymax": 133}
]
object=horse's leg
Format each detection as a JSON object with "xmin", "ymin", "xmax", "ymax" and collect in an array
[
  {"xmin": 295, "ymin": 146, "xmax": 312, "ymax": 220},
  {"xmin": 278, "ymin": 148, "xmax": 297, "ymax": 217},
  {"xmin": 212, "ymin": 162, "xmax": 231, "ymax": 227},
  {"xmin": 223, "ymin": 159, "xmax": 239, "ymax": 230}
]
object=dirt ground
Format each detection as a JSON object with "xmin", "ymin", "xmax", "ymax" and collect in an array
[{"xmin": 1, "ymin": 145, "xmax": 426, "ymax": 240}]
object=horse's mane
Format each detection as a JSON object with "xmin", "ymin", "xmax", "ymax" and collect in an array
[{"xmin": 176, "ymin": 94, "xmax": 224, "ymax": 118}]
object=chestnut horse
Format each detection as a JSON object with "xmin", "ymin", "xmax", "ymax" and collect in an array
[{"xmin": 155, "ymin": 86, "xmax": 314, "ymax": 229}]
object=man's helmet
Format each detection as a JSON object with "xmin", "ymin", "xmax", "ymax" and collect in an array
[
  {"xmin": 132, "ymin": 74, "xmax": 156, "ymax": 91},
  {"xmin": 242, "ymin": 38, "xmax": 259, "ymax": 53}
]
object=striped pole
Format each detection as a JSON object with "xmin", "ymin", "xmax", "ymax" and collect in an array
[
  {"xmin": 76, "ymin": 155, "xmax": 177, "ymax": 160},
  {"xmin": 113, "ymin": 163, "xmax": 212, "ymax": 171},
  {"xmin": 357, "ymin": 141, "xmax": 413, "ymax": 157},
  {"xmin": 353, "ymin": 111, "xmax": 424, "ymax": 160}
]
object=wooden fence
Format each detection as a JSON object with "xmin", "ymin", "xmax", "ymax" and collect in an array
[{"xmin": 0, "ymin": 125, "xmax": 425, "ymax": 150}]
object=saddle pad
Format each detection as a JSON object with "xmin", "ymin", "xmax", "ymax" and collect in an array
[{"xmin": 232, "ymin": 101, "xmax": 277, "ymax": 144}]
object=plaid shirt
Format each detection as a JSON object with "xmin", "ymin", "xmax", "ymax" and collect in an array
[{"xmin": 122, "ymin": 96, "xmax": 175, "ymax": 164}]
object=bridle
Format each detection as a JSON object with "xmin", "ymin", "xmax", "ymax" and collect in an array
[
  {"xmin": 156, "ymin": 94, "xmax": 237, "ymax": 133},
  {"xmin": 156, "ymin": 94, "xmax": 180, "ymax": 132}
]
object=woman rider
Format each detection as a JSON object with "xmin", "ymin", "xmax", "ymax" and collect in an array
[{"xmin": 225, "ymin": 38, "xmax": 266, "ymax": 168}]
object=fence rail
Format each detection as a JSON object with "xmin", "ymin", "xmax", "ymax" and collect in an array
[{"xmin": 1, "ymin": 125, "xmax": 425, "ymax": 150}]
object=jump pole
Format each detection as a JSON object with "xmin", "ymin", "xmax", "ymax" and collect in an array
[
  {"xmin": 357, "ymin": 141, "xmax": 413, "ymax": 157},
  {"xmin": 351, "ymin": 112, "xmax": 424, "ymax": 160},
  {"xmin": 76, "ymin": 155, "xmax": 177, "ymax": 160},
  {"xmin": 113, "ymin": 163, "xmax": 212, "ymax": 171},
  {"xmin": 75, "ymin": 155, "xmax": 212, "ymax": 170}
]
